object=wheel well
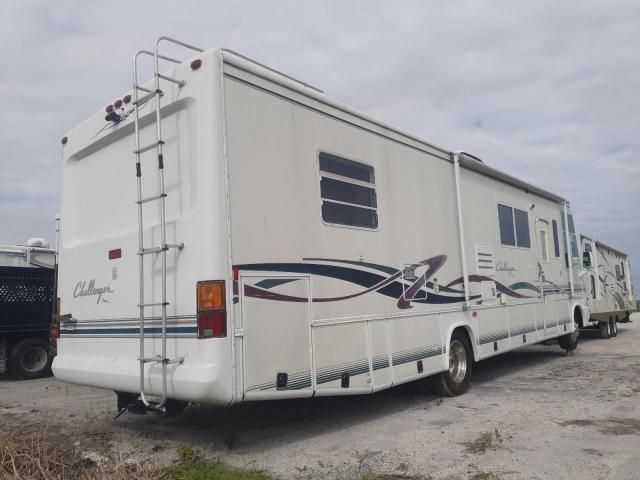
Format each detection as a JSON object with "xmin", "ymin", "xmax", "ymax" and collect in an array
[
  {"xmin": 573, "ymin": 306, "xmax": 584, "ymax": 328},
  {"xmin": 451, "ymin": 325, "xmax": 476, "ymax": 361}
]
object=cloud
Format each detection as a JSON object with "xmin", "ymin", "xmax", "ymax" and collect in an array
[{"xmin": 0, "ymin": 0, "xmax": 638, "ymax": 282}]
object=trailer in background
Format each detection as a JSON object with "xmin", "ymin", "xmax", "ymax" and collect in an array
[
  {"xmin": 0, "ymin": 239, "xmax": 57, "ymax": 379},
  {"xmin": 580, "ymin": 235, "xmax": 636, "ymax": 339}
]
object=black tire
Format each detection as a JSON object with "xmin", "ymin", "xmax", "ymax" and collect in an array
[
  {"xmin": 431, "ymin": 330, "xmax": 473, "ymax": 397},
  {"xmin": 558, "ymin": 330, "xmax": 579, "ymax": 351},
  {"xmin": 164, "ymin": 399, "xmax": 188, "ymax": 417},
  {"xmin": 611, "ymin": 317, "xmax": 618, "ymax": 337},
  {"xmin": 8, "ymin": 338, "xmax": 52, "ymax": 380},
  {"xmin": 599, "ymin": 322, "xmax": 610, "ymax": 340}
]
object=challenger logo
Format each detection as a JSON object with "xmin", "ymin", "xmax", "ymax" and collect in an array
[{"xmin": 73, "ymin": 280, "xmax": 114, "ymax": 304}]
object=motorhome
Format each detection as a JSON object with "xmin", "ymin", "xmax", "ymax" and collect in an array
[
  {"xmin": 0, "ymin": 239, "xmax": 56, "ymax": 379},
  {"xmin": 580, "ymin": 235, "xmax": 636, "ymax": 338},
  {"xmin": 54, "ymin": 38, "xmax": 588, "ymax": 414}
]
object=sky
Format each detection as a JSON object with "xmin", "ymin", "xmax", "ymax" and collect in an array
[{"xmin": 0, "ymin": 1, "xmax": 638, "ymax": 282}]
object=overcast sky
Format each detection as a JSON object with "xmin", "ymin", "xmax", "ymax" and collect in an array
[{"xmin": 1, "ymin": 1, "xmax": 638, "ymax": 282}]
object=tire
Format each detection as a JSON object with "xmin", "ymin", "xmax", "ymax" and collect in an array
[
  {"xmin": 164, "ymin": 399, "xmax": 188, "ymax": 417},
  {"xmin": 431, "ymin": 331, "xmax": 473, "ymax": 397},
  {"xmin": 599, "ymin": 322, "xmax": 610, "ymax": 340},
  {"xmin": 558, "ymin": 330, "xmax": 579, "ymax": 351},
  {"xmin": 8, "ymin": 338, "xmax": 52, "ymax": 380},
  {"xmin": 611, "ymin": 317, "xmax": 618, "ymax": 337}
]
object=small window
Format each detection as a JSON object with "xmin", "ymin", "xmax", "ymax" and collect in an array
[
  {"xmin": 621, "ymin": 262, "xmax": 625, "ymax": 278},
  {"xmin": 319, "ymin": 152, "xmax": 377, "ymax": 229},
  {"xmin": 551, "ymin": 220, "xmax": 560, "ymax": 257},
  {"xmin": 590, "ymin": 275, "xmax": 596, "ymax": 299},
  {"xmin": 539, "ymin": 230, "xmax": 549, "ymax": 263},
  {"xmin": 497, "ymin": 204, "xmax": 530, "ymax": 248},
  {"xmin": 498, "ymin": 205, "xmax": 516, "ymax": 246},
  {"xmin": 514, "ymin": 209, "xmax": 531, "ymax": 248},
  {"xmin": 615, "ymin": 265, "xmax": 621, "ymax": 281}
]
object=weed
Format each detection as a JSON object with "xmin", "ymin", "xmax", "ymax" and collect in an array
[
  {"xmin": 163, "ymin": 445, "xmax": 273, "ymax": 480},
  {"xmin": 469, "ymin": 472, "xmax": 499, "ymax": 480}
]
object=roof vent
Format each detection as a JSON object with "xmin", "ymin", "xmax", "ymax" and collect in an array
[{"xmin": 26, "ymin": 238, "xmax": 50, "ymax": 248}]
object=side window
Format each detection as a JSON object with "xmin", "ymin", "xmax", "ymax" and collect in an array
[
  {"xmin": 621, "ymin": 262, "xmax": 625, "ymax": 278},
  {"xmin": 319, "ymin": 152, "xmax": 378, "ymax": 229},
  {"xmin": 551, "ymin": 220, "xmax": 560, "ymax": 257},
  {"xmin": 561, "ymin": 213, "xmax": 579, "ymax": 261},
  {"xmin": 590, "ymin": 275, "xmax": 596, "ymax": 299},
  {"xmin": 615, "ymin": 265, "xmax": 621, "ymax": 281},
  {"xmin": 539, "ymin": 230, "xmax": 549, "ymax": 262},
  {"xmin": 497, "ymin": 204, "xmax": 530, "ymax": 248},
  {"xmin": 498, "ymin": 205, "xmax": 515, "ymax": 246},
  {"xmin": 513, "ymin": 209, "xmax": 531, "ymax": 248}
]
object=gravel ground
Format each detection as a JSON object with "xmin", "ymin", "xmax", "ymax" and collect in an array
[{"xmin": 2, "ymin": 314, "xmax": 639, "ymax": 480}]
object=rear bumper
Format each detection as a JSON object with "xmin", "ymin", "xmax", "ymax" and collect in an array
[{"xmin": 53, "ymin": 349, "xmax": 233, "ymax": 405}]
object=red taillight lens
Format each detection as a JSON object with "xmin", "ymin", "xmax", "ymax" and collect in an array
[
  {"xmin": 197, "ymin": 310, "xmax": 226, "ymax": 338},
  {"xmin": 105, "ymin": 104, "xmax": 114, "ymax": 113},
  {"xmin": 114, "ymin": 99, "xmax": 123, "ymax": 109},
  {"xmin": 190, "ymin": 59, "xmax": 202, "ymax": 70},
  {"xmin": 197, "ymin": 281, "xmax": 226, "ymax": 338},
  {"xmin": 123, "ymin": 94, "xmax": 131, "ymax": 104}
]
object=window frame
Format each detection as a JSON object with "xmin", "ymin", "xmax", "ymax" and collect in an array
[
  {"xmin": 317, "ymin": 151, "xmax": 379, "ymax": 231},
  {"xmin": 496, "ymin": 203, "xmax": 531, "ymax": 250}
]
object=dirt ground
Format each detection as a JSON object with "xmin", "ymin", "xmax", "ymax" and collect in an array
[{"xmin": 2, "ymin": 315, "xmax": 639, "ymax": 480}]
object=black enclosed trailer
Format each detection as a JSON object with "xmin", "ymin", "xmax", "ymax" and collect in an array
[{"xmin": 0, "ymin": 242, "xmax": 56, "ymax": 379}]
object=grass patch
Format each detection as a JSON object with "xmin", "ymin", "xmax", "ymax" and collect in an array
[
  {"xmin": 0, "ymin": 413, "xmax": 274, "ymax": 480},
  {"xmin": 462, "ymin": 429, "xmax": 503, "ymax": 454},
  {"xmin": 162, "ymin": 446, "xmax": 273, "ymax": 480}
]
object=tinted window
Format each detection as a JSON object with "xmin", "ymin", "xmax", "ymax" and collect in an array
[
  {"xmin": 319, "ymin": 152, "xmax": 374, "ymax": 183},
  {"xmin": 320, "ymin": 177, "xmax": 376, "ymax": 208},
  {"xmin": 319, "ymin": 153, "xmax": 377, "ymax": 229},
  {"xmin": 498, "ymin": 205, "xmax": 516, "ymax": 246},
  {"xmin": 552, "ymin": 220, "xmax": 560, "ymax": 257},
  {"xmin": 514, "ymin": 209, "xmax": 531, "ymax": 248},
  {"xmin": 321, "ymin": 202, "xmax": 378, "ymax": 229}
]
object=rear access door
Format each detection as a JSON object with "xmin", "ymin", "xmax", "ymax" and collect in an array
[{"xmin": 240, "ymin": 275, "xmax": 314, "ymax": 400}]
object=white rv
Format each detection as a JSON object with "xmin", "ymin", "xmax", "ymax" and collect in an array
[
  {"xmin": 54, "ymin": 38, "xmax": 588, "ymax": 414},
  {"xmin": 580, "ymin": 235, "xmax": 636, "ymax": 338}
]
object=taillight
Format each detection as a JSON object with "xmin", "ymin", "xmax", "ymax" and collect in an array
[{"xmin": 196, "ymin": 281, "xmax": 226, "ymax": 338}]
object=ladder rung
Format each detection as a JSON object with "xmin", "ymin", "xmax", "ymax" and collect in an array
[
  {"xmin": 138, "ymin": 302, "xmax": 169, "ymax": 307},
  {"xmin": 157, "ymin": 73, "xmax": 186, "ymax": 87},
  {"xmin": 138, "ymin": 243, "xmax": 184, "ymax": 255},
  {"xmin": 136, "ymin": 193, "xmax": 166, "ymax": 205},
  {"xmin": 133, "ymin": 89, "xmax": 163, "ymax": 106},
  {"xmin": 134, "ymin": 140, "xmax": 164, "ymax": 155},
  {"xmin": 139, "ymin": 356, "xmax": 184, "ymax": 365},
  {"xmin": 140, "ymin": 246, "xmax": 166, "ymax": 255},
  {"xmin": 135, "ymin": 85, "xmax": 153, "ymax": 93}
]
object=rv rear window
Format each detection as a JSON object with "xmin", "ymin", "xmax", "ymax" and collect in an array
[
  {"xmin": 319, "ymin": 152, "xmax": 377, "ymax": 229},
  {"xmin": 497, "ymin": 204, "xmax": 530, "ymax": 248}
]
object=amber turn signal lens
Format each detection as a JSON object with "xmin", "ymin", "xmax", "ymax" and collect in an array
[{"xmin": 197, "ymin": 281, "xmax": 225, "ymax": 310}]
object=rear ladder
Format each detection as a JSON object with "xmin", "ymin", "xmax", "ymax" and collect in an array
[{"xmin": 132, "ymin": 37, "xmax": 203, "ymax": 412}]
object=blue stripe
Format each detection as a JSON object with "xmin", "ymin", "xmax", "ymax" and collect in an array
[{"xmin": 61, "ymin": 326, "xmax": 197, "ymax": 335}]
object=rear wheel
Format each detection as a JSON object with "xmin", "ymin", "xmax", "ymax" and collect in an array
[
  {"xmin": 164, "ymin": 399, "xmax": 188, "ymax": 417},
  {"xmin": 8, "ymin": 338, "xmax": 52, "ymax": 380},
  {"xmin": 599, "ymin": 322, "xmax": 610, "ymax": 339},
  {"xmin": 610, "ymin": 317, "xmax": 618, "ymax": 337},
  {"xmin": 431, "ymin": 331, "xmax": 473, "ymax": 397}
]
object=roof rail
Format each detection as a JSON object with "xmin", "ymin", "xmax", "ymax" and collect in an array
[{"xmin": 221, "ymin": 48, "xmax": 324, "ymax": 94}]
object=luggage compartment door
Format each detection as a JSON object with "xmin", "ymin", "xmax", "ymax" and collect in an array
[{"xmin": 240, "ymin": 275, "xmax": 313, "ymax": 400}]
